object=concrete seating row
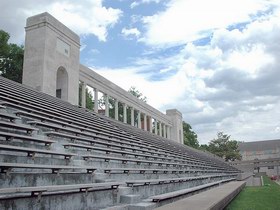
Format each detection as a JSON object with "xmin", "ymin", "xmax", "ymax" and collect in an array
[
  {"xmin": 0, "ymin": 144, "xmax": 76, "ymax": 159},
  {"xmin": 0, "ymin": 181, "xmax": 122, "ymax": 199},
  {"xmin": 46, "ymin": 131, "xmax": 168, "ymax": 158},
  {"xmin": 0, "ymin": 91, "xmax": 217, "ymax": 173},
  {"xmin": 114, "ymin": 120, "xmax": 235, "ymax": 172},
  {"xmin": 0, "ymin": 80, "xmax": 229, "ymax": 172},
  {"xmin": 0, "ymin": 120, "xmax": 38, "ymax": 134},
  {"xmin": 0, "ymin": 112, "xmax": 20, "ymax": 122},
  {"xmin": 0, "ymin": 99, "xmax": 236, "ymax": 175},
  {"xmin": 0, "ymin": 90, "xmax": 139, "ymax": 145},
  {"xmin": 149, "ymin": 178, "xmax": 236, "ymax": 202},
  {"xmin": 0, "ymin": 99, "xmax": 162, "ymax": 156},
  {"xmin": 111, "ymin": 120, "xmax": 226, "ymax": 168},
  {"xmin": 2, "ymin": 112, "xmax": 223, "ymax": 176},
  {"xmin": 0, "ymin": 131, "xmax": 56, "ymax": 146},
  {"xmin": 0, "ymin": 84, "xmax": 208, "ymax": 169},
  {"xmin": 63, "ymin": 142, "xmax": 224, "ymax": 172},
  {"xmin": 125, "ymin": 175, "xmax": 232, "ymax": 187},
  {"xmin": 0, "ymin": 162, "xmax": 96, "ymax": 174},
  {"xmin": 154, "ymin": 181, "xmax": 246, "ymax": 210}
]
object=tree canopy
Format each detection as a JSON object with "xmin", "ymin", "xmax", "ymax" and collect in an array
[
  {"xmin": 128, "ymin": 86, "xmax": 147, "ymax": 102},
  {"xmin": 207, "ymin": 132, "xmax": 241, "ymax": 161},
  {"xmin": 183, "ymin": 121, "xmax": 199, "ymax": 149},
  {"xmin": 0, "ymin": 30, "xmax": 24, "ymax": 83}
]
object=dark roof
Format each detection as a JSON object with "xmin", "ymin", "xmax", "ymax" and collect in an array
[{"xmin": 238, "ymin": 139, "xmax": 280, "ymax": 151}]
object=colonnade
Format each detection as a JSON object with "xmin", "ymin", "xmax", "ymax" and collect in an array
[{"xmin": 80, "ymin": 82, "xmax": 171, "ymax": 139}]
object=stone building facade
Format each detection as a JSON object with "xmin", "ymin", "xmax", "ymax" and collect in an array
[{"xmin": 235, "ymin": 140, "xmax": 280, "ymax": 177}]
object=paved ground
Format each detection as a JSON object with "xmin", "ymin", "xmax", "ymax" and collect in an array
[
  {"xmin": 155, "ymin": 181, "xmax": 246, "ymax": 210},
  {"xmin": 246, "ymin": 177, "xmax": 261, "ymax": 186}
]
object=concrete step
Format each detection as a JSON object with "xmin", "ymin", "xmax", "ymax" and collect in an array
[
  {"xmin": 121, "ymin": 194, "xmax": 141, "ymax": 204},
  {"xmin": 128, "ymin": 202, "xmax": 156, "ymax": 210}
]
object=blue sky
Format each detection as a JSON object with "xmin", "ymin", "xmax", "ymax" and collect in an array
[{"xmin": 1, "ymin": 0, "xmax": 280, "ymax": 144}]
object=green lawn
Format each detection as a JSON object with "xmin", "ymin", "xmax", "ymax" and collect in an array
[{"xmin": 226, "ymin": 176, "xmax": 280, "ymax": 210}]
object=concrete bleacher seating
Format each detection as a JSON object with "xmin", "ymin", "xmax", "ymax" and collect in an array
[{"xmin": 0, "ymin": 76, "xmax": 240, "ymax": 209}]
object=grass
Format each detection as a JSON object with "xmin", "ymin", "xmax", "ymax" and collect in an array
[{"xmin": 226, "ymin": 176, "xmax": 280, "ymax": 210}]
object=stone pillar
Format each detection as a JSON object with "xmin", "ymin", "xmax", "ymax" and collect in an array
[
  {"xmin": 81, "ymin": 82, "xmax": 86, "ymax": 108},
  {"xmin": 163, "ymin": 124, "xmax": 166, "ymax": 138},
  {"xmin": 149, "ymin": 116, "xmax": 153, "ymax": 133},
  {"xmin": 105, "ymin": 94, "xmax": 109, "ymax": 117},
  {"xmin": 137, "ymin": 111, "xmax": 141, "ymax": 128},
  {"xmin": 144, "ymin": 114, "xmax": 147, "ymax": 131},
  {"xmin": 114, "ymin": 100, "xmax": 118, "ymax": 120},
  {"xmin": 94, "ymin": 88, "xmax": 98, "ymax": 113},
  {"xmin": 166, "ymin": 126, "xmax": 170, "ymax": 139},
  {"xmin": 154, "ymin": 119, "xmax": 158, "ymax": 135},
  {"xmin": 123, "ymin": 104, "xmax": 127, "ymax": 123},
  {"xmin": 159, "ymin": 122, "xmax": 162, "ymax": 137},
  {"xmin": 166, "ymin": 109, "xmax": 184, "ymax": 144},
  {"xmin": 131, "ymin": 107, "xmax": 134, "ymax": 126}
]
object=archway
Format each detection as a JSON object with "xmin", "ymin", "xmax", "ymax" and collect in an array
[{"xmin": 56, "ymin": 66, "xmax": 68, "ymax": 101}]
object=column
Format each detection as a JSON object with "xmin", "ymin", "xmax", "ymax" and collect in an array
[
  {"xmin": 154, "ymin": 119, "xmax": 158, "ymax": 135},
  {"xmin": 137, "ymin": 111, "xmax": 141, "ymax": 128},
  {"xmin": 143, "ymin": 114, "xmax": 147, "ymax": 131},
  {"xmin": 131, "ymin": 107, "xmax": 134, "ymax": 126},
  {"xmin": 167, "ymin": 126, "xmax": 171, "ymax": 139},
  {"xmin": 81, "ymin": 82, "xmax": 86, "ymax": 108},
  {"xmin": 159, "ymin": 122, "xmax": 162, "ymax": 137},
  {"xmin": 123, "ymin": 104, "xmax": 127, "ymax": 123},
  {"xmin": 149, "ymin": 116, "xmax": 153, "ymax": 133},
  {"xmin": 163, "ymin": 124, "xmax": 166, "ymax": 138},
  {"xmin": 114, "ymin": 100, "xmax": 118, "ymax": 120},
  {"xmin": 94, "ymin": 88, "xmax": 98, "ymax": 113},
  {"xmin": 105, "ymin": 94, "xmax": 109, "ymax": 117}
]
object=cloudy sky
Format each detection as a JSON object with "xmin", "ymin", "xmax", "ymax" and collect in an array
[{"xmin": 1, "ymin": 0, "xmax": 280, "ymax": 144}]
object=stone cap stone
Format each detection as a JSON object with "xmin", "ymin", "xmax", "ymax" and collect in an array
[
  {"xmin": 166, "ymin": 109, "xmax": 182, "ymax": 117},
  {"xmin": 26, "ymin": 12, "xmax": 80, "ymax": 45}
]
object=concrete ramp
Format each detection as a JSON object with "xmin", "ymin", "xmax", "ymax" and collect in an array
[{"xmin": 155, "ymin": 181, "xmax": 246, "ymax": 210}]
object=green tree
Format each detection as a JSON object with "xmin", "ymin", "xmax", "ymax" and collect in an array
[
  {"xmin": 0, "ymin": 30, "xmax": 24, "ymax": 83},
  {"xmin": 128, "ymin": 86, "xmax": 147, "ymax": 102},
  {"xmin": 199, "ymin": 144, "xmax": 209, "ymax": 151},
  {"xmin": 183, "ymin": 121, "xmax": 199, "ymax": 148},
  {"xmin": 85, "ymin": 87, "xmax": 94, "ymax": 110},
  {"xmin": 207, "ymin": 132, "xmax": 241, "ymax": 161}
]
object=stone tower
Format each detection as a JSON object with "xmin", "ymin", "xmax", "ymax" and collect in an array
[
  {"xmin": 166, "ymin": 109, "xmax": 184, "ymax": 144},
  {"xmin": 22, "ymin": 12, "xmax": 80, "ymax": 105}
]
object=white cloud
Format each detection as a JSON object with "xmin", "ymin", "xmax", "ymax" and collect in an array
[
  {"xmin": 131, "ymin": 0, "xmax": 162, "ymax": 9},
  {"xmin": 0, "ymin": 0, "xmax": 122, "ymax": 43},
  {"xmin": 121, "ymin": 27, "xmax": 141, "ymax": 38},
  {"xmin": 93, "ymin": 66, "xmax": 188, "ymax": 110},
  {"xmin": 141, "ymin": 0, "xmax": 277, "ymax": 46},
  {"xmin": 97, "ymin": 7, "xmax": 280, "ymax": 144},
  {"xmin": 226, "ymin": 44, "xmax": 274, "ymax": 76}
]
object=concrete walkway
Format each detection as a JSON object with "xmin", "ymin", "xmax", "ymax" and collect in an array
[
  {"xmin": 246, "ymin": 176, "xmax": 261, "ymax": 186},
  {"xmin": 155, "ymin": 181, "xmax": 246, "ymax": 210}
]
